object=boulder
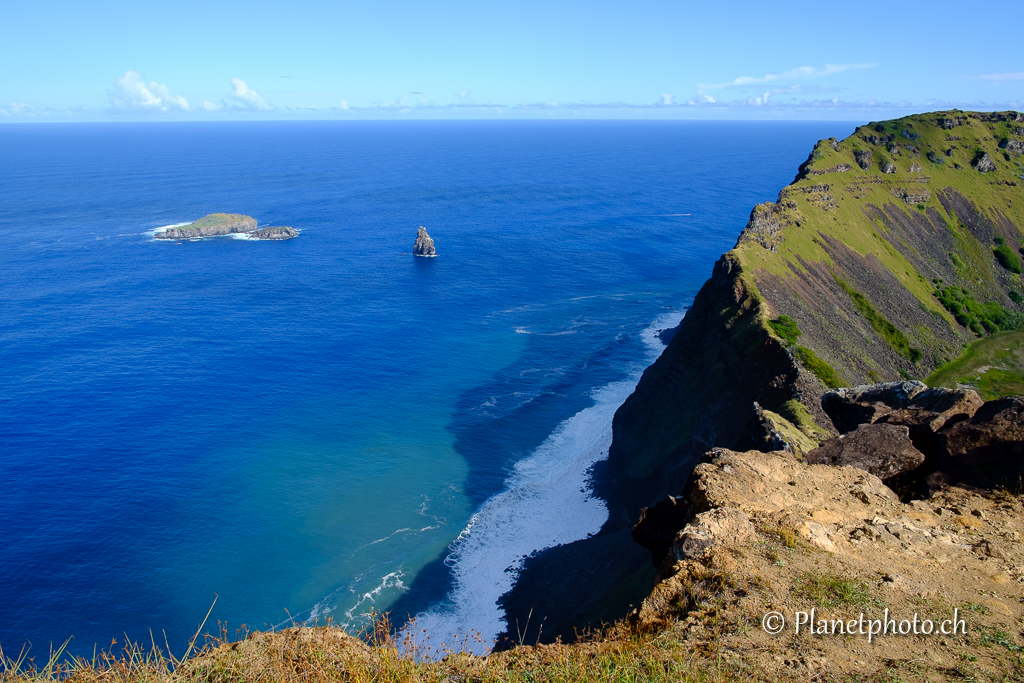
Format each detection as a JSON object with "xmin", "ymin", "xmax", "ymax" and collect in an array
[
  {"xmin": 973, "ymin": 152, "xmax": 997, "ymax": 172},
  {"xmin": 413, "ymin": 226, "xmax": 437, "ymax": 256},
  {"xmin": 855, "ymin": 150, "xmax": 873, "ymax": 169},
  {"xmin": 936, "ymin": 397, "xmax": 1024, "ymax": 486},
  {"xmin": 877, "ymin": 387, "xmax": 983, "ymax": 449},
  {"xmin": 807, "ymin": 423, "xmax": 925, "ymax": 481},
  {"xmin": 880, "ymin": 160, "xmax": 897, "ymax": 174},
  {"xmin": 671, "ymin": 507, "xmax": 756, "ymax": 561},
  {"xmin": 821, "ymin": 380, "xmax": 928, "ymax": 433}
]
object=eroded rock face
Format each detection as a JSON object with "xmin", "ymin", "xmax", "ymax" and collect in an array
[
  {"xmin": 413, "ymin": 226, "xmax": 436, "ymax": 256},
  {"xmin": 250, "ymin": 226, "xmax": 298, "ymax": 240},
  {"xmin": 936, "ymin": 116, "xmax": 964, "ymax": 129},
  {"xmin": 671, "ymin": 507, "xmax": 756, "ymax": 561},
  {"xmin": 806, "ymin": 423, "xmax": 925, "ymax": 481},
  {"xmin": 736, "ymin": 203, "xmax": 785, "ymax": 252}
]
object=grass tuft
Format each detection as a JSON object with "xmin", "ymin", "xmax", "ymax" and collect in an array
[
  {"xmin": 768, "ymin": 315, "xmax": 801, "ymax": 345},
  {"xmin": 795, "ymin": 570, "xmax": 873, "ymax": 608},
  {"xmin": 794, "ymin": 346, "xmax": 845, "ymax": 389}
]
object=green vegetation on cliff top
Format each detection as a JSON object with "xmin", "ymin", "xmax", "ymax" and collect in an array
[
  {"xmin": 742, "ymin": 110, "xmax": 1024, "ymax": 386},
  {"xmin": 187, "ymin": 213, "xmax": 254, "ymax": 229}
]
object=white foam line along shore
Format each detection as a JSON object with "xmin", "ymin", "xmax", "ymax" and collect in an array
[
  {"xmin": 403, "ymin": 307, "xmax": 686, "ymax": 656},
  {"xmin": 144, "ymin": 222, "xmax": 189, "ymax": 236}
]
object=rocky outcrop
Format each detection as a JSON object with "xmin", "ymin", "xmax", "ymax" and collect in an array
[
  {"xmin": 629, "ymin": 447, "xmax": 1024, "ymax": 679},
  {"xmin": 671, "ymin": 507, "xmax": 755, "ymax": 561},
  {"xmin": 735, "ymin": 204, "xmax": 785, "ymax": 252},
  {"xmin": 250, "ymin": 226, "xmax": 298, "ymax": 240},
  {"xmin": 413, "ymin": 226, "xmax": 436, "ymax": 256},
  {"xmin": 156, "ymin": 213, "xmax": 257, "ymax": 239},
  {"xmin": 821, "ymin": 380, "xmax": 928, "ymax": 433},
  {"xmin": 936, "ymin": 397, "xmax": 1024, "ymax": 487},
  {"xmin": 854, "ymin": 150, "xmax": 873, "ymax": 169},
  {"xmin": 806, "ymin": 423, "xmax": 925, "ymax": 481},
  {"xmin": 1000, "ymin": 139, "xmax": 1024, "ymax": 154},
  {"xmin": 973, "ymin": 152, "xmax": 997, "ymax": 172},
  {"xmin": 155, "ymin": 214, "xmax": 299, "ymax": 241}
]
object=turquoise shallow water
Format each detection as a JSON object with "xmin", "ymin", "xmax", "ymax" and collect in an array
[{"xmin": 0, "ymin": 120, "xmax": 856, "ymax": 655}]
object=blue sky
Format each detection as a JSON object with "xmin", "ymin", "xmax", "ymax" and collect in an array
[{"xmin": 2, "ymin": 0, "xmax": 1022, "ymax": 121}]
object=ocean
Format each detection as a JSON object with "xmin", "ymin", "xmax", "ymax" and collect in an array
[{"xmin": 0, "ymin": 119, "xmax": 854, "ymax": 656}]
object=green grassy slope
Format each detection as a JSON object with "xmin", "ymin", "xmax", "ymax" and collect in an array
[
  {"xmin": 926, "ymin": 328, "xmax": 1024, "ymax": 399},
  {"xmin": 734, "ymin": 110, "xmax": 1024, "ymax": 397}
]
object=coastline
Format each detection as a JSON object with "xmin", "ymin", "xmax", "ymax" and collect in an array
[{"xmin": 402, "ymin": 308, "xmax": 684, "ymax": 653}]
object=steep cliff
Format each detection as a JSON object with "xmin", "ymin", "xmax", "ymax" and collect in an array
[
  {"xmin": 503, "ymin": 110, "xmax": 1024, "ymax": 644},
  {"xmin": 605, "ymin": 109, "xmax": 1024, "ymax": 527}
]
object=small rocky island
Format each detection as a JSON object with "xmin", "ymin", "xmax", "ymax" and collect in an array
[
  {"xmin": 155, "ymin": 213, "xmax": 298, "ymax": 240},
  {"xmin": 412, "ymin": 226, "xmax": 436, "ymax": 256}
]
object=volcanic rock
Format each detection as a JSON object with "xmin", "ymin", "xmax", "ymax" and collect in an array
[
  {"xmin": 250, "ymin": 226, "xmax": 298, "ymax": 240},
  {"xmin": 671, "ymin": 507, "xmax": 756, "ymax": 561},
  {"xmin": 413, "ymin": 226, "xmax": 437, "ymax": 256},
  {"xmin": 936, "ymin": 397, "xmax": 1024, "ymax": 486},
  {"xmin": 806, "ymin": 423, "xmax": 925, "ymax": 481},
  {"xmin": 821, "ymin": 380, "xmax": 927, "ymax": 433},
  {"xmin": 156, "ymin": 213, "xmax": 257, "ymax": 239},
  {"xmin": 973, "ymin": 152, "xmax": 997, "ymax": 172}
]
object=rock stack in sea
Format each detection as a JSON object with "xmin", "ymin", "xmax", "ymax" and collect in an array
[{"xmin": 413, "ymin": 226, "xmax": 437, "ymax": 256}]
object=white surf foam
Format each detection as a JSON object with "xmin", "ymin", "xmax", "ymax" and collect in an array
[
  {"xmin": 403, "ymin": 306, "xmax": 686, "ymax": 656},
  {"xmin": 144, "ymin": 222, "xmax": 189, "ymax": 237}
]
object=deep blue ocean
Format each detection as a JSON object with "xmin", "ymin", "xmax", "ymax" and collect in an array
[{"xmin": 0, "ymin": 120, "xmax": 854, "ymax": 656}]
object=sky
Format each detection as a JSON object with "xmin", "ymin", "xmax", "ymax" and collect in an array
[{"xmin": 1, "ymin": 0, "xmax": 1022, "ymax": 122}]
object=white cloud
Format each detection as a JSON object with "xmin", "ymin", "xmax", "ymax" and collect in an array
[
  {"xmin": 660, "ymin": 93, "xmax": 674, "ymax": 105},
  {"xmin": 201, "ymin": 100, "xmax": 225, "ymax": 112},
  {"xmin": 702, "ymin": 63, "xmax": 876, "ymax": 89},
  {"xmin": 3, "ymin": 102, "xmax": 33, "ymax": 116},
  {"xmin": 108, "ymin": 71, "xmax": 190, "ymax": 112},
  {"xmin": 973, "ymin": 72, "xmax": 1024, "ymax": 82},
  {"xmin": 231, "ymin": 78, "xmax": 272, "ymax": 110},
  {"xmin": 340, "ymin": 99, "xmax": 349, "ymax": 110}
]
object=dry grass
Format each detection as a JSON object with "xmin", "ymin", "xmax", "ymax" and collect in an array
[{"xmin": 0, "ymin": 611, "xmax": 772, "ymax": 683}]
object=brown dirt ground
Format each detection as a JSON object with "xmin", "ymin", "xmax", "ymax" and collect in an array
[{"xmin": 631, "ymin": 449, "xmax": 1024, "ymax": 681}]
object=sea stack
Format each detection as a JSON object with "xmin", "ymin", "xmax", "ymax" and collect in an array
[{"xmin": 413, "ymin": 226, "xmax": 437, "ymax": 257}]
